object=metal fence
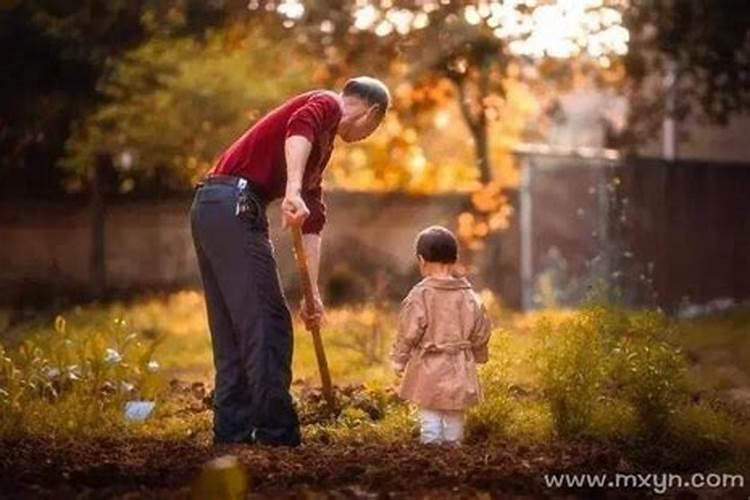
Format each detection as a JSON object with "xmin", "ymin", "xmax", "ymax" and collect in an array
[{"xmin": 511, "ymin": 147, "xmax": 750, "ymax": 313}]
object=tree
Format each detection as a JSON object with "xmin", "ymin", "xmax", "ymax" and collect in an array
[
  {"xmin": 624, "ymin": 0, "xmax": 750, "ymax": 126},
  {"xmin": 0, "ymin": 0, "xmax": 252, "ymax": 198},
  {"xmin": 266, "ymin": 0, "xmax": 630, "ymax": 257},
  {"xmin": 621, "ymin": 0, "xmax": 750, "ymax": 150},
  {"xmin": 269, "ymin": 0, "xmax": 629, "ymax": 183},
  {"xmin": 65, "ymin": 25, "xmax": 315, "ymax": 191}
]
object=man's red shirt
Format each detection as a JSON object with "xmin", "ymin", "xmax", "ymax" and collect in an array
[{"xmin": 209, "ymin": 90, "xmax": 342, "ymax": 234}]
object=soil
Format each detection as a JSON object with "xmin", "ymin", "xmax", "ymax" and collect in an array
[
  {"xmin": 0, "ymin": 436, "xmax": 634, "ymax": 499},
  {"xmin": 1, "ymin": 383, "xmax": 747, "ymax": 499}
]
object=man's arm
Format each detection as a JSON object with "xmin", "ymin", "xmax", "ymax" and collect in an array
[
  {"xmin": 283, "ymin": 93, "xmax": 340, "ymax": 328},
  {"xmin": 282, "ymin": 136, "xmax": 312, "ymax": 228},
  {"xmin": 302, "ymin": 233, "xmax": 322, "ymax": 296},
  {"xmin": 298, "ymin": 187, "xmax": 326, "ymax": 328},
  {"xmin": 283, "ymin": 135, "xmax": 326, "ymax": 328}
]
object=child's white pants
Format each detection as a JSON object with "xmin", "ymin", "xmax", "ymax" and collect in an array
[{"xmin": 419, "ymin": 408, "xmax": 465, "ymax": 444}]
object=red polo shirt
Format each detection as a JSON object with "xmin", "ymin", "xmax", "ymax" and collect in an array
[{"xmin": 209, "ymin": 90, "xmax": 342, "ymax": 234}]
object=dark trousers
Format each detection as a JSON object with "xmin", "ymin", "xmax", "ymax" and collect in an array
[{"xmin": 190, "ymin": 182, "xmax": 300, "ymax": 446}]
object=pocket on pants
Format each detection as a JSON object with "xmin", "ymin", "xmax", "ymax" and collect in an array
[{"xmin": 238, "ymin": 192, "xmax": 268, "ymax": 232}]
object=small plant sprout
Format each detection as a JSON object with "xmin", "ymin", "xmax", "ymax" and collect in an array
[
  {"xmin": 67, "ymin": 365, "xmax": 81, "ymax": 381},
  {"xmin": 54, "ymin": 316, "xmax": 66, "ymax": 335},
  {"xmin": 104, "ymin": 349, "xmax": 123, "ymax": 365}
]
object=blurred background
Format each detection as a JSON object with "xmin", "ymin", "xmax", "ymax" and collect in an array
[{"xmin": 1, "ymin": 0, "xmax": 748, "ymax": 314}]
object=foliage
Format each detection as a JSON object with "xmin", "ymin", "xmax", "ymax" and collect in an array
[
  {"xmin": 0, "ymin": 0, "xmax": 248, "ymax": 196},
  {"xmin": 273, "ymin": 0, "xmax": 629, "ymax": 176},
  {"xmin": 0, "ymin": 316, "xmax": 162, "ymax": 438},
  {"xmin": 608, "ymin": 309, "xmax": 687, "ymax": 436},
  {"xmin": 624, "ymin": 0, "xmax": 750, "ymax": 127},
  {"xmin": 533, "ymin": 303, "xmax": 689, "ymax": 439},
  {"xmin": 534, "ymin": 311, "xmax": 610, "ymax": 437},
  {"xmin": 0, "ymin": 292, "xmax": 745, "ymax": 473},
  {"xmin": 664, "ymin": 402, "xmax": 735, "ymax": 466},
  {"xmin": 465, "ymin": 329, "xmax": 516, "ymax": 441},
  {"xmin": 65, "ymin": 26, "xmax": 314, "ymax": 191},
  {"xmin": 329, "ymin": 111, "xmax": 482, "ymax": 193}
]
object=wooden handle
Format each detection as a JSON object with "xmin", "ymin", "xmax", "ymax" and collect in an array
[{"xmin": 291, "ymin": 226, "xmax": 335, "ymax": 410}]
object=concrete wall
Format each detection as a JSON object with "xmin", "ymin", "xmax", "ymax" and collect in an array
[
  {"xmin": 0, "ymin": 192, "xmax": 469, "ymax": 304},
  {"xmin": 4, "ymin": 156, "xmax": 747, "ymax": 312}
]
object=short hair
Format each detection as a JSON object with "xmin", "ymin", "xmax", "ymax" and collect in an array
[
  {"xmin": 342, "ymin": 76, "xmax": 391, "ymax": 115},
  {"xmin": 416, "ymin": 226, "xmax": 458, "ymax": 264}
]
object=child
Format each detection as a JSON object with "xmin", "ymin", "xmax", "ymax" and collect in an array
[{"xmin": 391, "ymin": 225, "xmax": 492, "ymax": 445}]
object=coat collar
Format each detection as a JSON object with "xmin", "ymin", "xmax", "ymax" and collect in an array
[{"xmin": 419, "ymin": 276, "xmax": 472, "ymax": 290}]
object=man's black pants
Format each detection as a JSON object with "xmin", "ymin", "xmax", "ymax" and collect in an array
[{"xmin": 190, "ymin": 180, "xmax": 300, "ymax": 446}]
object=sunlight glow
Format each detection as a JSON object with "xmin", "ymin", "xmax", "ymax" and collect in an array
[
  {"xmin": 277, "ymin": 0, "xmax": 304, "ymax": 19},
  {"xmin": 271, "ymin": 0, "xmax": 630, "ymax": 58},
  {"xmin": 353, "ymin": 4, "xmax": 379, "ymax": 30}
]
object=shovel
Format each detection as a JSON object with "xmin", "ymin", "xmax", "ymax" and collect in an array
[{"xmin": 291, "ymin": 226, "xmax": 335, "ymax": 411}]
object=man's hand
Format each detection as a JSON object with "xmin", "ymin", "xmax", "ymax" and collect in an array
[
  {"xmin": 300, "ymin": 293, "xmax": 325, "ymax": 331},
  {"xmin": 281, "ymin": 192, "xmax": 310, "ymax": 229}
]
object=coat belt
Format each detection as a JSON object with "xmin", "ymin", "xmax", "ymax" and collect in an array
[{"xmin": 420, "ymin": 340, "xmax": 473, "ymax": 355}]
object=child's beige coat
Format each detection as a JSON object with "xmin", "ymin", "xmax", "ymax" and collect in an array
[{"xmin": 391, "ymin": 276, "xmax": 492, "ymax": 411}]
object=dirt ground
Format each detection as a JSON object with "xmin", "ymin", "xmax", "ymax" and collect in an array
[
  {"xmin": 1, "ymin": 382, "xmax": 749, "ymax": 499},
  {"xmin": 0, "ymin": 435, "xmax": 642, "ymax": 499},
  {"xmin": 3, "ymin": 306, "xmax": 750, "ymax": 500}
]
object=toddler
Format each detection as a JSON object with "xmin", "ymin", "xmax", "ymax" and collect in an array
[{"xmin": 391, "ymin": 225, "xmax": 492, "ymax": 444}]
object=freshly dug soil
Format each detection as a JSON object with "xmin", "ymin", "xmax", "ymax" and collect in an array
[
  {"xmin": 0, "ymin": 436, "xmax": 634, "ymax": 499},
  {"xmin": 1, "ymin": 382, "xmax": 746, "ymax": 499}
]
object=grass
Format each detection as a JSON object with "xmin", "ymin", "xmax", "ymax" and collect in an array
[
  {"xmin": 677, "ymin": 307, "xmax": 750, "ymax": 393},
  {"xmin": 1, "ymin": 291, "xmax": 749, "ymax": 474}
]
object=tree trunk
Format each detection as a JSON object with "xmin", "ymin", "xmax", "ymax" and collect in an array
[
  {"xmin": 89, "ymin": 153, "xmax": 110, "ymax": 298},
  {"xmin": 473, "ymin": 119, "xmax": 491, "ymax": 184},
  {"xmin": 454, "ymin": 78, "xmax": 492, "ymax": 184}
]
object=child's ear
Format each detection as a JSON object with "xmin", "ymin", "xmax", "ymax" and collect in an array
[{"xmin": 417, "ymin": 255, "xmax": 425, "ymax": 266}]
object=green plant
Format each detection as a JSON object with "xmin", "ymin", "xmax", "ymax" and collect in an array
[
  {"xmin": 534, "ymin": 312, "xmax": 609, "ymax": 438},
  {"xmin": 608, "ymin": 310, "xmax": 688, "ymax": 436},
  {"xmin": 0, "ymin": 315, "xmax": 164, "ymax": 438},
  {"xmin": 466, "ymin": 329, "xmax": 515, "ymax": 442},
  {"xmin": 666, "ymin": 403, "xmax": 734, "ymax": 466}
]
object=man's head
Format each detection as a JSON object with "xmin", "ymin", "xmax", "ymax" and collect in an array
[
  {"xmin": 338, "ymin": 76, "xmax": 390, "ymax": 142},
  {"xmin": 415, "ymin": 225, "xmax": 458, "ymax": 276}
]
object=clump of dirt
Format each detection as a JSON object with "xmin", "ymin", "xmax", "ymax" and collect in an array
[
  {"xmin": 161, "ymin": 378, "xmax": 401, "ymax": 426},
  {"xmin": 163, "ymin": 379, "xmax": 213, "ymax": 417},
  {"xmin": 296, "ymin": 383, "xmax": 400, "ymax": 425}
]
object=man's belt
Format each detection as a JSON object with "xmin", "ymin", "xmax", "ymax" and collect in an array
[
  {"xmin": 196, "ymin": 174, "xmax": 251, "ymax": 190},
  {"xmin": 197, "ymin": 174, "xmax": 267, "ymax": 201}
]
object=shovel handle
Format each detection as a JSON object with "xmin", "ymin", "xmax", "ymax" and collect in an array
[{"xmin": 291, "ymin": 226, "xmax": 335, "ymax": 409}]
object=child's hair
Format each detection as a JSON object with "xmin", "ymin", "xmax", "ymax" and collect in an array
[{"xmin": 416, "ymin": 225, "xmax": 458, "ymax": 264}]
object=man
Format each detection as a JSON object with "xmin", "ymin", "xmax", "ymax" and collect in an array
[{"xmin": 190, "ymin": 77, "xmax": 390, "ymax": 446}]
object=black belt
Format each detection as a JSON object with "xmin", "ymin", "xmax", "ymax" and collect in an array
[
  {"xmin": 197, "ymin": 174, "xmax": 251, "ymax": 189},
  {"xmin": 199, "ymin": 174, "xmax": 266, "ymax": 198}
]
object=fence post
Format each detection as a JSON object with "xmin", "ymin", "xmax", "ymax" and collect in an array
[
  {"xmin": 89, "ymin": 153, "xmax": 110, "ymax": 298},
  {"xmin": 519, "ymin": 156, "xmax": 533, "ymax": 311},
  {"xmin": 662, "ymin": 59, "xmax": 678, "ymax": 160}
]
